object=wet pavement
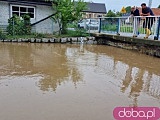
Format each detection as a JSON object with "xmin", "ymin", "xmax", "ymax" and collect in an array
[{"xmin": 0, "ymin": 43, "xmax": 160, "ymax": 120}]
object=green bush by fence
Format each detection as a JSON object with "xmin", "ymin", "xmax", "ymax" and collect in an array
[
  {"xmin": 7, "ymin": 14, "xmax": 31, "ymax": 35},
  {"xmin": 0, "ymin": 29, "xmax": 6, "ymax": 40}
]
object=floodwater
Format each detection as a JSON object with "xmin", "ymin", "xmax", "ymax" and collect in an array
[{"xmin": 0, "ymin": 43, "xmax": 160, "ymax": 120}]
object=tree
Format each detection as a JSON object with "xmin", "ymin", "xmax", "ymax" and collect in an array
[
  {"xmin": 106, "ymin": 10, "xmax": 117, "ymax": 17},
  {"xmin": 116, "ymin": 11, "xmax": 122, "ymax": 17},
  {"xmin": 106, "ymin": 10, "xmax": 122, "ymax": 17},
  {"xmin": 105, "ymin": 10, "xmax": 120, "ymax": 24},
  {"xmin": 158, "ymin": 5, "xmax": 160, "ymax": 8},
  {"xmin": 46, "ymin": 0, "xmax": 86, "ymax": 35},
  {"xmin": 125, "ymin": 6, "xmax": 131, "ymax": 13}
]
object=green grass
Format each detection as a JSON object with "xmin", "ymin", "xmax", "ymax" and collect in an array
[
  {"xmin": 55, "ymin": 30, "xmax": 89, "ymax": 38},
  {"xmin": 101, "ymin": 24, "xmax": 146, "ymax": 34},
  {"xmin": 120, "ymin": 26, "xmax": 145, "ymax": 33},
  {"xmin": 5, "ymin": 33, "xmax": 55, "ymax": 39},
  {"xmin": 101, "ymin": 24, "xmax": 117, "ymax": 31},
  {"xmin": 4, "ymin": 29, "xmax": 89, "ymax": 39},
  {"xmin": 120, "ymin": 26, "xmax": 133, "ymax": 33}
]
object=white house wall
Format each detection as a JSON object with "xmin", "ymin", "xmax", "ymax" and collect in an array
[
  {"xmin": 0, "ymin": 1, "xmax": 10, "ymax": 32},
  {"xmin": 0, "ymin": 1, "xmax": 59, "ymax": 34},
  {"xmin": 34, "ymin": 5, "xmax": 59, "ymax": 34}
]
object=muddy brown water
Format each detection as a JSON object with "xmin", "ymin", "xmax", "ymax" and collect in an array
[{"xmin": 0, "ymin": 43, "xmax": 160, "ymax": 120}]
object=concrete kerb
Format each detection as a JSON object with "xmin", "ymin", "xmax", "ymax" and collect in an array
[{"xmin": 0, "ymin": 37, "xmax": 96, "ymax": 44}]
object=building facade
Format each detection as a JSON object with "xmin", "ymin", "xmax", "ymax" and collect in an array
[
  {"xmin": 83, "ymin": 3, "xmax": 107, "ymax": 18},
  {"xmin": 0, "ymin": 0, "xmax": 59, "ymax": 34},
  {"xmin": 137, "ymin": 7, "xmax": 160, "ymax": 16},
  {"xmin": 0, "ymin": 1, "xmax": 107, "ymax": 34}
]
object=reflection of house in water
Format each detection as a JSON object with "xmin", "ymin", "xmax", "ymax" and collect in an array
[
  {"xmin": 0, "ymin": 43, "xmax": 82, "ymax": 92},
  {"xmin": 85, "ymin": 45, "xmax": 160, "ymax": 106},
  {"xmin": 0, "ymin": 43, "xmax": 160, "ymax": 103}
]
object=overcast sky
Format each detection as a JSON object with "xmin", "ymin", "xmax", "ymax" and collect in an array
[{"xmin": 85, "ymin": 0, "xmax": 160, "ymax": 11}]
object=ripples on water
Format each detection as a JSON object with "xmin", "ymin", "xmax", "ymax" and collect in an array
[{"xmin": 0, "ymin": 43, "xmax": 160, "ymax": 120}]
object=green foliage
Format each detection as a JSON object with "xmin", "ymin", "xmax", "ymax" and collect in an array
[
  {"xmin": 106, "ymin": 10, "xmax": 117, "ymax": 17},
  {"xmin": 66, "ymin": 22, "xmax": 89, "ymax": 37},
  {"xmin": 116, "ymin": 11, "xmax": 122, "ymax": 17},
  {"xmin": 23, "ymin": 14, "xmax": 31, "ymax": 34},
  {"xmin": 158, "ymin": 5, "xmax": 160, "ymax": 8},
  {"xmin": 48, "ymin": 0, "xmax": 86, "ymax": 35},
  {"xmin": 33, "ymin": 33, "xmax": 46, "ymax": 38},
  {"xmin": 125, "ymin": 6, "xmax": 131, "ymax": 13},
  {"xmin": 6, "ymin": 33, "xmax": 54, "ymax": 39},
  {"xmin": 65, "ymin": 29, "xmax": 89, "ymax": 37},
  {"xmin": 67, "ymin": 22, "xmax": 77, "ymax": 28},
  {"xmin": 7, "ymin": 14, "xmax": 31, "ymax": 35},
  {"xmin": 101, "ymin": 24, "xmax": 117, "ymax": 32},
  {"xmin": 101, "ymin": 24, "xmax": 145, "ymax": 33},
  {"xmin": 106, "ymin": 10, "xmax": 122, "ymax": 17},
  {"xmin": 0, "ymin": 29, "xmax": 6, "ymax": 40},
  {"xmin": 120, "ymin": 26, "xmax": 133, "ymax": 33}
]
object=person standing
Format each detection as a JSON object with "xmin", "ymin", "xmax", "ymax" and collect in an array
[
  {"xmin": 130, "ymin": 6, "xmax": 140, "ymax": 37},
  {"xmin": 141, "ymin": 3, "xmax": 155, "ymax": 39},
  {"xmin": 131, "ymin": 6, "xmax": 140, "ymax": 16}
]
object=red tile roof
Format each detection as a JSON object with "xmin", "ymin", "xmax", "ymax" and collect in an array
[
  {"xmin": 151, "ymin": 8, "xmax": 160, "ymax": 16},
  {"xmin": 137, "ymin": 7, "xmax": 160, "ymax": 16}
]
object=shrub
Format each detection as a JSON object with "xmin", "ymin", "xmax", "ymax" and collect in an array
[
  {"xmin": 66, "ymin": 22, "xmax": 89, "ymax": 37},
  {"xmin": 33, "ymin": 33, "xmax": 46, "ymax": 38},
  {"xmin": 0, "ymin": 29, "xmax": 6, "ymax": 40},
  {"xmin": 22, "ymin": 14, "xmax": 31, "ymax": 35},
  {"xmin": 7, "ymin": 14, "xmax": 31, "ymax": 35}
]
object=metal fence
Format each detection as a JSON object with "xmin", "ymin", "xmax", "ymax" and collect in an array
[{"xmin": 73, "ymin": 16, "xmax": 160, "ymax": 40}]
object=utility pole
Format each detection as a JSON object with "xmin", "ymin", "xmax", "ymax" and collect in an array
[{"xmin": 148, "ymin": 0, "xmax": 152, "ymax": 8}]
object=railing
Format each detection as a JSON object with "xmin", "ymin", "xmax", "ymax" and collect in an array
[{"xmin": 75, "ymin": 16, "xmax": 160, "ymax": 40}]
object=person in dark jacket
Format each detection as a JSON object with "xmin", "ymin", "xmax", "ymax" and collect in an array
[
  {"xmin": 141, "ymin": 3, "xmax": 155, "ymax": 39},
  {"xmin": 130, "ymin": 6, "xmax": 140, "ymax": 37},
  {"xmin": 131, "ymin": 6, "xmax": 140, "ymax": 16}
]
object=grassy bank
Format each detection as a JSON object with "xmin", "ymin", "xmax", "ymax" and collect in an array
[
  {"xmin": 0, "ymin": 29, "xmax": 89, "ymax": 40},
  {"xmin": 101, "ymin": 24, "xmax": 146, "ymax": 33}
]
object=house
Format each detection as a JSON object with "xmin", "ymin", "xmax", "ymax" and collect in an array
[
  {"xmin": 0, "ymin": 0, "xmax": 106, "ymax": 34},
  {"xmin": 0, "ymin": 0, "xmax": 59, "ymax": 34},
  {"xmin": 136, "ymin": 7, "xmax": 160, "ymax": 16},
  {"xmin": 151, "ymin": 8, "xmax": 160, "ymax": 16},
  {"xmin": 82, "ymin": 2, "xmax": 107, "ymax": 18},
  {"xmin": 122, "ymin": 7, "xmax": 160, "ymax": 22},
  {"xmin": 122, "ymin": 7, "xmax": 160, "ymax": 17}
]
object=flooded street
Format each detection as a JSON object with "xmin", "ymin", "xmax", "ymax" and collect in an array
[{"xmin": 0, "ymin": 43, "xmax": 160, "ymax": 120}]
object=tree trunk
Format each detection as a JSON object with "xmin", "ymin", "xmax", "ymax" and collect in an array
[
  {"xmin": 57, "ymin": 19, "xmax": 62, "ymax": 36},
  {"xmin": 61, "ymin": 22, "xmax": 67, "ymax": 34}
]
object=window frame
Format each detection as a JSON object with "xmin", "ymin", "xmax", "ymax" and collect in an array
[{"xmin": 10, "ymin": 4, "xmax": 35, "ymax": 19}]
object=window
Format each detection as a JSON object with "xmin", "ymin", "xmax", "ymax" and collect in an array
[
  {"xmin": 97, "ymin": 15, "xmax": 102, "ymax": 17},
  {"xmin": 11, "ymin": 5, "xmax": 35, "ymax": 19},
  {"xmin": 89, "ymin": 14, "xmax": 92, "ymax": 18}
]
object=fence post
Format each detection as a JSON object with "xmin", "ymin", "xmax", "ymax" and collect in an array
[
  {"xmin": 133, "ymin": 17, "xmax": 137, "ymax": 37},
  {"xmin": 98, "ymin": 18, "xmax": 102, "ymax": 33},
  {"xmin": 154, "ymin": 17, "xmax": 160, "ymax": 40},
  {"xmin": 12, "ymin": 19, "xmax": 14, "ymax": 36},
  {"xmin": 116, "ymin": 18, "xmax": 120, "ymax": 35}
]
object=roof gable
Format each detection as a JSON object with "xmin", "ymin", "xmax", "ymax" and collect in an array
[
  {"xmin": 0, "ymin": 0, "xmax": 107, "ymax": 14},
  {"xmin": 83, "ymin": 2, "xmax": 107, "ymax": 13}
]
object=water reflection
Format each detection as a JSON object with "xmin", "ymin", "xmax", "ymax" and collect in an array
[
  {"xmin": 0, "ymin": 43, "xmax": 160, "ymax": 106},
  {"xmin": 85, "ymin": 45, "xmax": 160, "ymax": 106},
  {"xmin": 0, "ymin": 43, "xmax": 82, "ymax": 92}
]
